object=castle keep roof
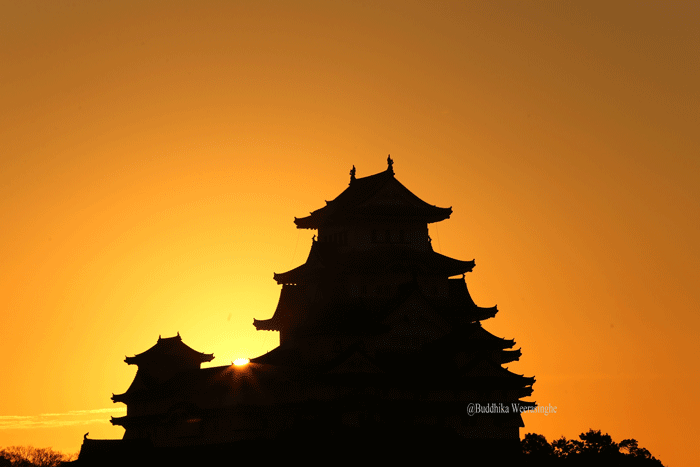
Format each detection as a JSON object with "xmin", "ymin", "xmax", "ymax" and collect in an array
[
  {"xmin": 124, "ymin": 334, "xmax": 214, "ymax": 367},
  {"xmin": 294, "ymin": 163, "xmax": 452, "ymax": 229}
]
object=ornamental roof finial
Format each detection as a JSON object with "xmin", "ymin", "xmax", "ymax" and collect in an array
[
  {"xmin": 387, "ymin": 154, "xmax": 394, "ymax": 174},
  {"xmin": 349, "ymin": 165, "xmax": 356, "ymax": 184}
]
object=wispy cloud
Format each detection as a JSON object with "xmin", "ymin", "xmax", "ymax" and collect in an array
[{"xmin": 0, "ymin": 408, "xmax": 126, "ymax": 430}]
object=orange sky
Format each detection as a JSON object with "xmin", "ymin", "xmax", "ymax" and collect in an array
[{"xmin": 1, "ymin": 1, "xmax": 698, "ymax": 465}]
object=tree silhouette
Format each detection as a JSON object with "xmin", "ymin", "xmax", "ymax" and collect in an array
[
  {"xmin": 522, "ymin": 430, "xmax": 665, "ymax": 466},
  {"xmin": 522, "ymin": 432, "xmax": 554, "ymax": 457},
  {"xmin": 578, "ymin": 429, "xmax": 619, "ymax": 456},
  {"xmin": 0, "ymin": 446, "xmax": 76, "ymax": 467},
  {"xmin": 619, "ymin": 439, "xmax": 656, "ymax": 460}
]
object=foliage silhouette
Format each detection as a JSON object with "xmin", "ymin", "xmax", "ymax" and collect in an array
[
  {"xmin": 0, "ymin": 446, "xmax": 76, "ymax": 467},
  {"xmin": 522, "ymin": 432, "xmax": 555, "ymax": 458},
  {"xmin": 522, "ymin": 430, "xmax": 664, "ymax": 466}
]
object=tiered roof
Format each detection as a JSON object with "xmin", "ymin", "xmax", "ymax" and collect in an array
[
  {"xmin": 112, "ymin": 334, "xmax": 214, "ymax": 404},
  {"xmin": 294, "ymin": 157, "xmax": 452, "ymax": 229},
  {"xmin": 124, "ymin": 334, "xmax": 214, "ymax": 366},
  {"xmin": 253, "ymin": 284, "xmax": 307, "ymax": 332},
  {"xmin": 272, "ymin": 243, "xmax": 475, "ymax": 285},
  {"xmin": 109, "ymin": 159, "xmax": 534, "ymax": 450}
]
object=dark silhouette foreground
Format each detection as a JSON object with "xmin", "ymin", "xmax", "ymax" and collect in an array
[
  {"xmin": 0, "ymin": 446, "xmax": 76, "ymax": 467},
  {"xmin": 76, "ymin": 159, "xmax": 533, "ymax": 465},
  {"xmin": 521, "ymin": 430, "xmax": 665, "ymax": 466}
]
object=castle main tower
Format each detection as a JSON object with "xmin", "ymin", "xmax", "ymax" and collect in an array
[{"xmin": 254, "ymin": 157, "xmax": 534, "ymax": 448}]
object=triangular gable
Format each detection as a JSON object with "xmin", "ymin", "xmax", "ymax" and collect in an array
[
  {"xmin": 125, "ymin": 335, "xmax": 214, "ymax": 366},
  {"xmin": 357, "ymin": 178, "xmax": 420, "ymax": 208},
  {"xmin": 295, "ymin": 167, "xmax": 451, "ymax": 228}
]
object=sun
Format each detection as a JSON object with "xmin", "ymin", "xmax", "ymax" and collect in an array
[{"xmin": 233, "ymin": 358, "xmax": 250, "ymax": 366}]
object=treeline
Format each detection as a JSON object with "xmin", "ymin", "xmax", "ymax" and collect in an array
[
  {"xmin": 1, "ymin": 431, "xmax": 665, "ymax": 466},
  {"xmin": 0, "ymin": 446, "xmax": 76, "ymax": 467},
  {"xmin": 522, "ymin": 430, "xmax": 665, "ymax": 466}
]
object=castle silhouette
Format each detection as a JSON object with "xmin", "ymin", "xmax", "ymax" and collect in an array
[{"xmin": 75, "ymin": 157, "xmax": 534, "ymax": 464}]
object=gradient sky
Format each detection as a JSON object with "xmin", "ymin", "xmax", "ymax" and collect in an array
[{"xmin": 1, "ymin": 1, "xmax": 698, "ymax": 465}]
